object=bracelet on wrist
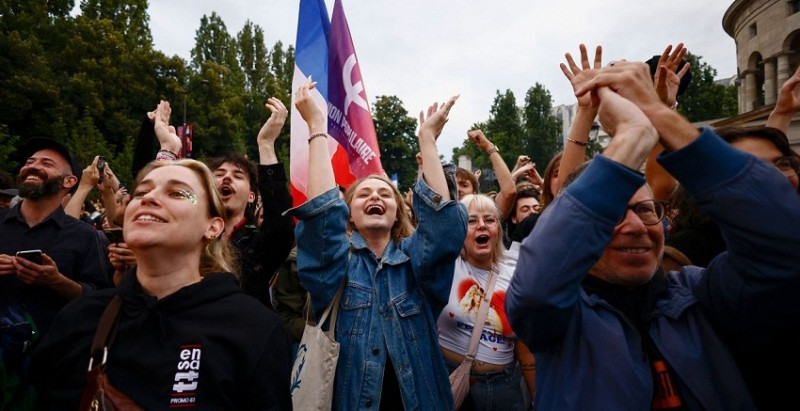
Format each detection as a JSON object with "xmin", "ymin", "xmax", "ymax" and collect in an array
[
  {"xmin": 567, "ymin": 138, "xmax": 588, "ymax": 147},
  {"xmin": 308, "ymin": 132, "xmax": 328, "ymax": 143},
  {"xmin": 156, "ymin": 149, "xmax": 178, "ymax": 161},
  {"xmin": 486, "ymin": 145, "xmax": 500, "ymax": 156}
]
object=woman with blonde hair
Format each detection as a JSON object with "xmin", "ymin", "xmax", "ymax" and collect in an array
[
  {"xmin": 31, "ymin": 159, "xmax": 292, "ymax": 410},
  {"xmin": 437, "ymin": 194, "xmax": 533, "ymax": 410}
]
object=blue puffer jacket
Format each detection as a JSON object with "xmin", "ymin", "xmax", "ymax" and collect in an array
[
  {"xmin": 506, "ymin": 129, "xmax": 800, "ymax": 410},
  {"xmin": 295, "ymin": 179, "xmax": 467, "ymax": 411}
]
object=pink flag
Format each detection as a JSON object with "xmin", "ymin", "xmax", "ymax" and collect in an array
[{"xmin": 327, "ymin": 0, "xmax": 382, "ymax": 178}]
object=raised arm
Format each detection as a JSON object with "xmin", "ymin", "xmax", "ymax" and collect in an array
[
  {"xmin": 467, "ymin": 129, "xmax": 515, "ymax": 218},
  {"xmin": 64, "ymin": 156, "xmax": 102, "ymax": 219},
  {"xmin": 418, "ymin": 96, "xmax": 458, "ymax": 199},
  {"xmin": 153, "ymin": 100, "xmax": 182, "ymax": 160},
  {"xmin": 646, "ymin": 43, "xmax": 691, "ymax": 200},
  {"xmin": 257, "ymin": 97, "xmax": 288, "ymax": 166},
  {"xmin": 766, "ymin": 65, "xmax": 800, "ymax": 132},
  {"xmin": 576, "ymin": 61, "xmax": 701, "ymax": 150},
  {"xmin": 254, "ymin": 97, "xmax": 295, "ymax": 285},
  {"xmin": 557, "ymin": 44, "xmax": 602, "ymax": 193},
  {"xmin": 294, "ymin": 79, "xmax": 334, "ymax": 200}
]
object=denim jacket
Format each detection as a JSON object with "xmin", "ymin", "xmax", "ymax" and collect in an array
[{"xmin": 295, "ymin": 179, "xmax": 467, "ymax": 411}]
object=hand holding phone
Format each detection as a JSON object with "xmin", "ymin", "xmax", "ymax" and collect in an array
[
  {"xmin": 16, "ymin": 250, "xmax": 43, "ymax": 265},
  {"xmin": 97, "ymin": 156, "xmax": 106, "ymax": 184},
  {"xmin": 103, "ymin": 228, "xmax": 124, "ymax": 244}
]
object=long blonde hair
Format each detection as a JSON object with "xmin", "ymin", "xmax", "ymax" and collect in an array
[
  {"xmin": 344, "ymin": 175, "xmax": 415, "ymax": 243},
  {"xmin": 134, "ymin": 159, "xmax": 238, "ymax": 277}
]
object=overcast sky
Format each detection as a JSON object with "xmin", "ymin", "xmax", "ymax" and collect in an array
[{"xmin": 142, "ymin": 0, "xmax": 739, "ymax": 158}]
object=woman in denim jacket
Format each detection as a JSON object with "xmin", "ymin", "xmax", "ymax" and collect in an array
[{"xmin": 292, "ymin": 79, "xmax": 468, "ymax": 410}]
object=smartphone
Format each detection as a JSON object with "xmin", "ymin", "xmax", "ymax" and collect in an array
[
  {"xmin": 103, "ymin": 228, "xmax": 124, "ymax": 244},
  {"xmin": 15, "ymin": 250, "xmax": 43, "ymax": 265},
  {"xmin": 97, "ymin": 156, "xmax": 106, "ymax": 184}
]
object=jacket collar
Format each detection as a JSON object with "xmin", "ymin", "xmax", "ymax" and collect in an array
[{"xmin": 350, "ymin": 231, "xmax": 409, "ymax": 265}]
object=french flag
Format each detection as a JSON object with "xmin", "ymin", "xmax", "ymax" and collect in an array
[{"xmin": 291, "ymin": 0, "xmax": 382, "ymax": 207}]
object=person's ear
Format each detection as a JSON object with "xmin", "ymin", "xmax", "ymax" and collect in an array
[
  {"xmin": 248, "ymin": 191, "xmax": 256, "ymax": 204},
  {"xmin": 205, "ymin": 217, "xmax": 225, "ymax": 240},
  {"xmin": 63, "ymin": 175, "xmax": 78, "ymax": 190}
]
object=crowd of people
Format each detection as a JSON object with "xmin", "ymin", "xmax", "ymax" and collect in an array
[{"xmin": 1, "ymin": 42, "xmax": 799, "ymax": 410}]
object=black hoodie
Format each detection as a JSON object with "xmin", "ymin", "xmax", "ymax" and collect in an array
[{"xmin": 31, "ymin": 271, "xmax": 292, "ymax": 410}]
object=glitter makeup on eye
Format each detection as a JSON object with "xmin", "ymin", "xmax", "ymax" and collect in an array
[{"xmin": 177, "ymin": 189, "xmax": 198, "ymax": 205}]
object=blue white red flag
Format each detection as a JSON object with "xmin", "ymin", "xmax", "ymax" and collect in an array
[{"xmin": 291, "ymin": 0, "xmax": 381, "ymax": 207}]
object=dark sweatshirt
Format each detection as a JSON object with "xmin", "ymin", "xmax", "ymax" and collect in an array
[{"xmin": 31, "ymin": 271, "xmax": 292, "ymax": 410}]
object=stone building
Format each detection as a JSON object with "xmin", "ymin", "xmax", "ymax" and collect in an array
[{"xmin": 720, "ymin": 0, "xmax": 800, "ymax": 149}]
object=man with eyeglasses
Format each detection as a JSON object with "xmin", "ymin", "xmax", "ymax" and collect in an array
[{"xmin": 506, "ymin": 61, "xmax": 800, "ymax": 410}]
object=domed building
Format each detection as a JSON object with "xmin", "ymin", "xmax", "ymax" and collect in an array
[{"xmin": 718, "ymin": 0, "xmax": 800, "ymax": 148}]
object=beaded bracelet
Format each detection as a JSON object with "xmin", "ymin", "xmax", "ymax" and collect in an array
[
  {"xmin": 486, "ymin": 145, "xmax": 500, "ymax": 156},
  {"xmin": 308, "ymin": 132, "xmax": 328, "ymax": 143},
  {"xmin": 156, "ymin": 149, "xmax": 178, "ymax": 161},
  {"xmin": 567, "ymin": 138, "xmax": 588, "ymax": 147}
]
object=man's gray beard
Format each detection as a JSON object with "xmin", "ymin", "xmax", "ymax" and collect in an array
[{"xmin": 18, "ymin": 174, "xmax": 65, "ymax": 200}]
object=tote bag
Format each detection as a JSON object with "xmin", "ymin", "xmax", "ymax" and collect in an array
[{"xmin": 290, "ymin": 281, "xmax": 345, "ymax": 411}]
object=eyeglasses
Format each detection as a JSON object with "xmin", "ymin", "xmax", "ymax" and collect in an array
[
  {"xmin": 468, "ymin": 215, "xmax": 498, "ymax": 228},
  {"xmin": 773, "ymin": 156, "xmax": 800, "ymax": 177},
  {"xmin": 617, "ymin": 200, "xmax": 667, "ymax": 226}
]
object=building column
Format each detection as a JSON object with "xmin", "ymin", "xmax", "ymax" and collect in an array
[
  {"xmin": 776, "ymin": 52, "xmax": 793, "ymax": 91},
  {"xmin": 744, "ymin": 70, "xmax": 757, "ymax": 112},
  {"xmin": 764, "ymin": 58, "xmax": 777, "ymax": 105},
  {"xmin": 736, "ymin": 76, "xmax": 745, "ymax": 115}
]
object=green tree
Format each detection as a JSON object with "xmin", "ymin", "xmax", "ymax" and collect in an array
[
  {"xmin": 372, "ymin": 95, "xmax": 419, "ymax": 191},
  {"xmin": 80, "ymin": 0, "xmax": 152, "ymax": 49},
  {"xmin": 453, "ymin": 90, "xmax": 522, "ymax": 172},
  {"xmin": 191, "ymin": 12, "xmax": 240, "ymax": 72},
  {"xmin": 190, "ymin": 13, "xmax": 247, "ymax": 157},
  {"xmin": 0, "ymin": 124, "xmax": 20, "ymax": 178},
  {"xmin": 237, "ymin": 21, "xmax": 277, "ymax": 159},
  {"xmin": 678, "ymin": 52, "xmax": 738, "ymax": 122},
  {"xmin": 522, "ymin": 83, "xmax": 562, "ymax": 171}
]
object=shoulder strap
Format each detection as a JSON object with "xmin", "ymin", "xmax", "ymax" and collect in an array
[
  {"xmin": 464, "ymin": 266, "xmax": 499, "ymax": 363},
  {"xmin": 316, "ymin": 279, "xmax": 346, "ymax": 334},
  {"xmin": 87, "ymin": 295, "xmax": 123, "ymax": 371}
]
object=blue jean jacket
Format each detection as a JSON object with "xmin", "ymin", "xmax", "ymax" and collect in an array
[{"xmin": 295, "ymin": 179, "xmax": 467, "ymax": 410}]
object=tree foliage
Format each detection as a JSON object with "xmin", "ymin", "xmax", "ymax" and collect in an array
[
  {"xmin": 523, "ymin": 83, "xmax": 562, "ymax": 171},
  {"xmin": 452, "ymin": 86, "xmax": 562, "ymax": 187},
  {"xmin": 678, "ymin": 52, "xmax": 738, "ymax": 122},
  {"xmin": 0, "ymin": 3, "xmax": 296, "ymax": 188},
  {"xmin": 372, "ymin": 95, "xmax": 419, "ymax": 191}
]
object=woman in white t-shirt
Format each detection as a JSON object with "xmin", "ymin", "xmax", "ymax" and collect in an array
[{"xmin": 437, "ymin": 194, "xmax": 533, "ymax": 410}]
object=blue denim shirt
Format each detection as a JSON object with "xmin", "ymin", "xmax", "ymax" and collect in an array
[{"xmin": 295, "ymin": 179, "xmax": 467, "ymax": 410}]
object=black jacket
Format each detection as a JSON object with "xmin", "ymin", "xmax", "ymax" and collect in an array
[
  {"xmin": 231, "ymin": 164, "xmax": 294, "ymax": 306},
  {"xmin": 31, "ymin": 271, "xmax": 292, "ymax": 410}
]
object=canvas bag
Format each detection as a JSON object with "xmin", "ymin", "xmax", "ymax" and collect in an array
[
  {"xmin": 290, "ymin": 281, "xmax": 345, "ymax": 411},
  {"xmin": 449, "ymin": 267, "xmax": 499, "ymax": 410}
]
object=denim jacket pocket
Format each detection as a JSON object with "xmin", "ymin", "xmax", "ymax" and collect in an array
[
  {"xmin": 340, "ymin": 283, "xmax": 372, "ymax": 336},
  {"xmin": 393, "ymin": 292, "xmax": 425, "ymax": 341}
]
